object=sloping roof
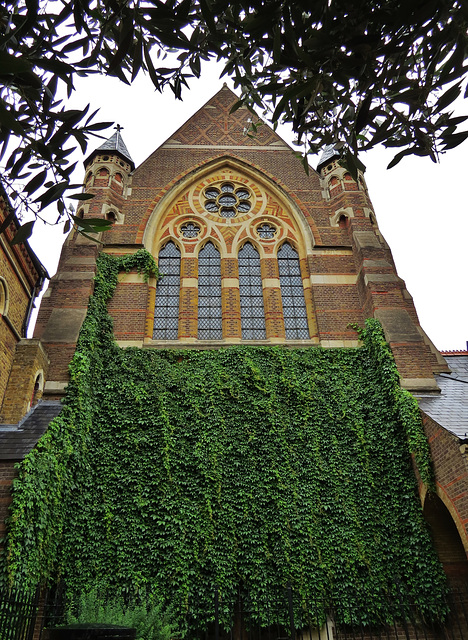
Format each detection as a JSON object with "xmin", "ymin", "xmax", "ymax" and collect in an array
[
  {"xmin": 84, "ymin": 129, "xmax": 135, "ymax": 170},
  {"xmin": 0, "ymin": 401, "xmax": 62, "ymax": 460},
  {"xmin": 417, "ymin": 355, "xmax": 468, "ymax": 439},
  {"xmin": 316, "ymin": 145, "xmax": 341, "ymax": 172}
]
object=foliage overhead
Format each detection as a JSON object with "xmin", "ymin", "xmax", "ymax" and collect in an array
[
  {"xmin": 1, "ymin": 0, "xmax": 467, "ymax": 240},
  {"xmin": 2, "ymin": 251, "xmax": 447, "ymax": 632}
]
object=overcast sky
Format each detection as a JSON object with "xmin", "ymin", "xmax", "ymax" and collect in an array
[{"xmin": 28, "ymin": 63, "xmax": 468, "ymax": 351}]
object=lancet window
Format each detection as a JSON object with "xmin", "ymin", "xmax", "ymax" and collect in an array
[
  {"xmin": 278, "ymin": 243, "xmax": 309, "ymax": 339},
  {"xmin": 153, "ymin": 241, "xmax": 180, "ymax": 340},
  {"xmin": 238, "ymin": 242, "xmax": 266, "ymax": 340},
  {"xmin": 198, "ymin": 242, "xmax": 222, "ymax": 340},
  {"xmin": 150, "ymin": 170, "xmax": 315, "ymax": 343}
]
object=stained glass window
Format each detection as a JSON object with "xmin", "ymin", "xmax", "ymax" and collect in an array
[
  {"xmin": 203, "ymin": 182, "xmax": 251, "ymax": 218},
  {"xmin": 257, "ymin": 223, "xmax": 277, "ymax": 239},
  {"xmin": 277, "ymin": 243, "xmax": 309, "ymax": 339},
  {"xmin": 198, "ymin": 242, "xmax": 223, "ymax": 340},
  {"xmin": 238, "ymin": 243, "xmax": 266, "ymax": 339},
  {"xmin": 181, "ymin": 222, "xmax": 200, "ymax": 238},
  {"xmin": 153, "ymin": 241, "xmax": 180, "ymax": 340}
]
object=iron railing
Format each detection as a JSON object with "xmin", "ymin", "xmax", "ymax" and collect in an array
[{"xmin": 0, "ymin": 582, "xmax": 467, "ymax": 640}]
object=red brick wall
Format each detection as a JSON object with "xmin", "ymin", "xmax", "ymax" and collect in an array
[{"xmin": 419, "ymin": 412, "xmax": 468, "ymax": 567}]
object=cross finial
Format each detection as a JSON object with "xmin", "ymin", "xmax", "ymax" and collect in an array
[{"xmin": 115, "ymin": 124, "xmax": 123, "ymax": 132}]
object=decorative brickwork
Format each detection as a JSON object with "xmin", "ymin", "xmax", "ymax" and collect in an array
[{"xmin": 0, "ymin": 340, "xmax": 49, "ymax": 424}]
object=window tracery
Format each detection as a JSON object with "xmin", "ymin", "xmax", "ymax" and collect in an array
[
  {"xmin": 278, "ymin": 243, "xmax": 309, "ymax": 340},
  {"xmin": 256, "ymin": 223, "xmax": 277, "ymax": 239},
  {"xmin": 238, "ymin": 243, "xmax": 266, "ymax": 340},
  {"xmin": 181, "ymin": 222, "xmax": 201, "ymax": 238},
  {"xmin": 153, "ymin": 241, "xmax": 180, "ymax": 340},
  {"xmin": 203, "ymin": 182, "xmax": 252, "ymax": 218},
  {"xmin": 198, "ymin": 242, "xmax": 222, "ymax": 340},
  {"xmin": 150, "ymin": 167, "xmax": 315, "ymax": 343}
]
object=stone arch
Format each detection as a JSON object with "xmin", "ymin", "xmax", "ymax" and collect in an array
[
  {"xmin": 28, "ymin": 370, "xmax": 44, "ymax": 411},
  {"xmin": 195, "ymin": 235, "xmax": 224, "ymax": 258},
  {"xmin": 142, "ymin": 156, "xmax": 318, "ymax": 257},
  {"xmin": 421, "ymin": 484, "xmax": 468, "ymax": 556},
  {"xmin": 0, "ymin": 277, "xmax": 9, "ymax": 316},
  {"xmin": 422, "ymin": 488, "xmax": 468, "ymax": 579}
]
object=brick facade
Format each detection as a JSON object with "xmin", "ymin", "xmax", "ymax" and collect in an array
[
  {"xmin": 1, "ymin": 86, "xmax": 466, "ymax": 600},
  {"xmin": 0, "ymin": 191, "xmax": 47, "ymax": 418}
]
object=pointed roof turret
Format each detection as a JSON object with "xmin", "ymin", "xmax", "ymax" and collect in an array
[
  {"xmin": 84, "ymin": 125, "xmax": 135, "ymax": 170},
  {"xmin": 316, "ymin": 145, "xmax": 341, "ymax": 173}
]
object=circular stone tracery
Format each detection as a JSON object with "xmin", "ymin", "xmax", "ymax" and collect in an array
[
  {"xmin": 257, "ymin": 223, "xmax": 277, "ymax": 239},
  {"xmin": 180, "ymin": 222, "xmax": 201, "ymax": 238},
  {"xmin": 203, "ymin": 182, "xmax": 252, "ymax": 218}
]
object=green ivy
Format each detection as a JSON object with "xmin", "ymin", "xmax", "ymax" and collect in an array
[{"xmin": 1, "ymin": 251, "xmax": 447, "ymax": 630}]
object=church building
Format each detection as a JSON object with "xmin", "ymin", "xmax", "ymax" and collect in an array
[{"xmin": 1, "ymin": 86, "xmax": 467, "ymax": 630}]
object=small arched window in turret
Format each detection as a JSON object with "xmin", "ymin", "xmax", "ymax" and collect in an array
[
  {"xmin": 106, "ymin": 211, "xmax": 117, "ymax": 223},
  {"xmin": 114, "ymin": 173, "xmax": 123, "ymax": 183},
  {"xmin": 77, "ymin": 209, "xmax": 84, "ymax": 219},
  {"xmin": 153, "ymin": 241, "xmax": 181, "ymax": 340},
  {"xmin": 277, "ymin": 243, "xmax": 309, "ymax": 340},
  {"xmin": 328, "ymin": 175, "xmax": 341, "ymax": 198},
  {"xmin": 338, "ymin": 214, "xmax": 349, "ymax": 229},
  {"xmin": 343, "ymin": 172, "xmax": 358, "ymax": 191}
]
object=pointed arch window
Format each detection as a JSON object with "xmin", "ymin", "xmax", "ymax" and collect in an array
[
  {"xmin": 278, "ymin": 243, "xmax": 309, "ymax": 339},
  {"xmin": 198, "ymin": 242, "xmax": 222, "ymax": 340},
  {"xmin": 238, "ymin": 242, "xmax": 266, "ymax": 339},
  {"xmin": 153, "ymin": 241, "xmax": 180, "ymax": 340}
]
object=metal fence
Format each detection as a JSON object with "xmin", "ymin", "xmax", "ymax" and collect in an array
[
  {"xmin": 1, "ymin": 582, "xmax": 467, "ymax": 640},
  {"xmin": 179, "ymin": 583, "xmax": 468, "ymax": 640},
  {"xmin": 0, "ymin": 587, "xmax": 40, "ymax": 640}
]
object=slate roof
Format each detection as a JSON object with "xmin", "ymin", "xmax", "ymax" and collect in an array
[
  {"xmin": 84, "ymin": 129, "xmax": 135, "ymax": 170},
  {"xmin": 0, "ymin": 401, "xmax": 62, "ymax": 460},
  {"xmin": 417, "ymin": 355, "xmax": 468, "ymax": 439},
  {"xmin": 316, "ymin": 145, "xmax": 341, "ymax": 172}
]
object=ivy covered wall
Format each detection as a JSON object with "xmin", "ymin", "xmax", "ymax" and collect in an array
[{"xmin": 2, "ymin": 251, "xmax": 447, "ymax": 628}]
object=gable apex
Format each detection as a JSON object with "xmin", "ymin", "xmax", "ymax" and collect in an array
[{"xmin": 153, "ymin": 84, "xmax": 291, "ymax": 152}]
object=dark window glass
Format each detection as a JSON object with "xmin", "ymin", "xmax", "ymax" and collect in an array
[
  {"xmin": 198, "ymin": 242, "xmax": 222, "ymax": 340},
  {"xmin": 221, "ymin": 183, "xmax": 234, "ymax": 192},
  {"xmin": 220, "ymin": 207, "xmax": 236, "ymax": 218},
  {"xmin": 219, "ymin": 194, "xmax": 236, "ymax": 206},
  {"xmin": 277, "ymin": 243, "xmax": 309, "ymax": 339},
  {"xmin": 257, "ymin": 223, "xmax": 277, "ymax": 239},
  {"xmin": 153, "ymin": 242, "xmax": 180, "ymax": 340},
  {"xmin": 238, "ymin": 243, "xmax": 266, "ymax": 339},
  {"xmin": 181, "ymin": 222, "xmax": 201, "ymax": 238}
]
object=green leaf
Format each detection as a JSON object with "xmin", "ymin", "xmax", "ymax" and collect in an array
[
  {"xmin": 10, "ymin": 221, "xmax": 35, "ymax": 245},
  {"xmin": 0, "ymin": 51, "xmax": 32, "ymax": 74},
  {"xmin": 68, "ymin": 193, "xmax": 95, "ymax": 201},
  {"xmin": 24, "ymin": 169, "xmax": 48, "ymax": 196}
]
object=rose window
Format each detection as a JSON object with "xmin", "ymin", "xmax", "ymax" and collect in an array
[
  {"xmin": 204, "ymin": 182, "xmax": 252, "ymax": 218},
  {"xmin": 181, "ymin": 222, "xmax": 201, "ymax": 238},
  {"xmin": 257, "ymin": 223, "xmax": 277, "ymax": 239}
]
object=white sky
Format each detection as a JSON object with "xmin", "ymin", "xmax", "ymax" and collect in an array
[{"xmin": 28, "ymin": 63, "xmax": 468, "ymax": 351}]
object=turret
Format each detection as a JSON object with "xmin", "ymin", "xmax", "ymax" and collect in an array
[{"xmin": 80, "ymin": 126, "xmax": 134, "ymax": 225}]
